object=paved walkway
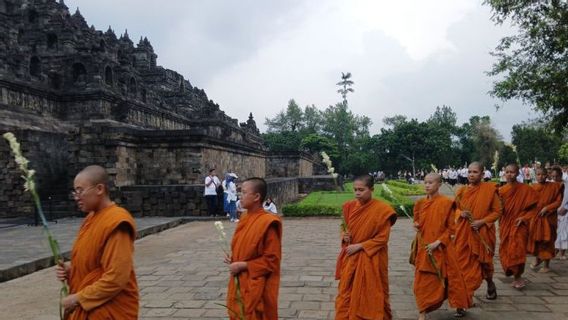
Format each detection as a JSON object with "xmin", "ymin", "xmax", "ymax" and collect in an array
[
  {"xmin": 2, "ymin": 217, "xmax": 568, "ymax": 319},
  {"xmin": 0, "ymin": 216, "xmax": 187, "ymax": 281}
]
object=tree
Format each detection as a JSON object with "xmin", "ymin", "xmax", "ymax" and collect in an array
[
  {"xmin": 559, "ymin": 143, "xmax": 568, "ymax": 164},
  {"xmin": 485, "ymin": 0, "xmax": 568, "ymax": 132},
  {"xmin": 303, "ymin": 105, "xmax": 323, "ymax": 134},
  {"xmin": 511, "ymin": 123, "xmax": 563, "ymax": 165},
  {"xmin": 336, "ymin": 72, "xmax": 354, "ymax": 105},
  {"xmin": 496, "ymin": 143, "xmax": 519, "ymax": 170},
  {"xmin": 264, "ymin": 99, "xmax": 304, "ymax": 132},
  {"xmin": 300, "ymin": 134, "xmax": 338, "ymax": 157},
  {"xmin": 262, "ymin": 131, "xmax": 302, "ymax": 152}
]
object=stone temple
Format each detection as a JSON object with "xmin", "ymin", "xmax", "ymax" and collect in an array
[{"xmin": 0, "ymin": 0, "xmax": 329, "ymax": 219}]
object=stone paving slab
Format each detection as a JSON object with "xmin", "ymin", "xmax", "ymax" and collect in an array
[
  {"xmin": 0, "ymin": 216, "xmax": 189, "ymax": 282},
  {"xmin": 2, "ymin": 218, "xmax": 568, "ymax": 319}
]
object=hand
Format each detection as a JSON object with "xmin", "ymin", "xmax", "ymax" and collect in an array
[
  {"xmin": 62, "ymin": 294, "xmax": 79, "ymax": 312},
  {"xmin": 460, "ymin": 210, "xmax": 471, "ymax": 219},
  {"xmin": 346, "ymin": 243, "xmax": 363, "ymax": 256},
  {"xmin": 539, "ymin": 208, "xmax": 548, "ymax": 217},
  {"xmin": 426, "ymin": 240, "xmax": 441, "ymax": 253},
  {"xmin": 515, "ymin": 218, "xmax": 525, "ymax": 227},
  {"xmin": 413, "ymin": 222, "xmax": 420, "ymax": 232},
  {"xmin": 470, "ymin": 219, "xmax": 485, "ymax": 231},
  {"xmin": 55, "ymin": 261, "xmax": 70, "ymax": 282},
  {"xmin": 229, "ymin": 261, "xmax": 247, "ymax": 276},
  {"xmin": 343, "ymin": 232, "xmax": 352, "ymax": 244},
  {"xmin": 559, "ymin": 207, "xmax": 568, "ymax": 216}
]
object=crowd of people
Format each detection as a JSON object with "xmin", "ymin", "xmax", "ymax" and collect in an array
[
  {"xmin": 204, "ymin": 168, "xmax": 278, "ymax": 222},
  {"xmin": 52, "ymin": 162, "xmax": 567, "ymax": 320}
]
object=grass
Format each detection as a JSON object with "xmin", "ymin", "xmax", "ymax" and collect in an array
[{"xmin": 283, "ymin": 180, "xmax": 421, "ymax": 217}]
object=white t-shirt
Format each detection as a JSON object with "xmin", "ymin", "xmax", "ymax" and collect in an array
[
  {"xmin": 484, "ymin": 170, "xmax": 492, "ymax": 179},
  {"xmin": 264, "ymin": 202, "xmax": 278, "ymax": 214},
  {"xmin": 226, "ymin": 181, "xmax": 237, "ymax": 202},
  {"xmin": 204, "ymin": 176, "xmax": 221, "ymax": 196}
]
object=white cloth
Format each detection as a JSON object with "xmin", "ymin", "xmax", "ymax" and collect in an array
[
  {"xmin": 484, "ymin": 170, "xmax": 492, "ymax": 179},
  {"xmin": 556, "ymin": 181, "xmax": 568, "ymax": 250},
  {"xmin": 264, "ymin": 202, "xmax": 278, "ymax": 214},
  {"xmin": 226, "ymin": 181, "xmax": 237, "ymax": 202},
  {"xmin": 204, "ymin": 176, "xmax": 220, "ymax": 196}
]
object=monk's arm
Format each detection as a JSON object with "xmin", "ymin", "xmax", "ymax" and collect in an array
[
  {"xmin": 245, "ymin": 225, "xmax": 281, "ymax": 279},
  {"xmin": 360, "ymin": 216, "xmax": 393, "ymax": 256},
  {"xmin": 544, "ymin": 190, "xmax": 563, "ymax": 213},
  {"xmin": 76, "ymin": 226, "xmax": 134, "ymax": 311},
  {"xmin": 482, "ymin": 193, "xmax": 502, "ymax": 225}
]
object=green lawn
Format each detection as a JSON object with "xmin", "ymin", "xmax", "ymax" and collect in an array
[{"xmin": 283, "ymin": 180, "xmax": 421, "ymax": 217}]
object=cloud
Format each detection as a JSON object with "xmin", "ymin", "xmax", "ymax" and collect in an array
[{"xmin": 67, "ymin": 0, "xmax": 534, "ymax": 140}]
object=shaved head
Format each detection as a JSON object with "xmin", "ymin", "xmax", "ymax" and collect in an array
[
  {"xmin": 425, "ymin": 173, "xmax": 442, "ymax": 184},
  {"xmin": 468, "ymin": 161, "xmax": 483, "ymax": 171},
  {"xmin": 243, "ymin": 177, "xmax": 267, "ymax": 203},
  {"xmin": 76, "ymin": 165, "xmax": 110, "ymax": 194},
  {"xmin": 506, "ymin": 163, "xmax": 520, "ymax": 174}
]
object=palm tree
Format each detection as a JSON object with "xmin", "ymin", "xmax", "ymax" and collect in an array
[{"xmin": 337, "ymin": 72, "xmax": 354, "ymax": 105}]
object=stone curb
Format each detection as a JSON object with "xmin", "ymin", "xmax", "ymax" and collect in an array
[{"xmin": 0, "ymin": 216, "xmax": 225, "ymax": 283}]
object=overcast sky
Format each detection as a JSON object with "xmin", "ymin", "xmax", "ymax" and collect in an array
[{"xmin": 69, "ymin": 0, "xmax": 537, "ymax": 140}]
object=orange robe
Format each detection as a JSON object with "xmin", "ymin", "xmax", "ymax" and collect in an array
[
  {"xmin": 226, "ymin": 208, "xmax": 282, "ymax": 320},
  {"xmin": 68, "ymin": 204, "xmax": 139, "ymax": 320},
  {"xmin": 335, "ymin": 199, "xmax": 397, "ymax": 320},
  {"xmin": 498, "ymin": 183, "xmax": 538, "ymax": 276},
  {"xmin": 454, "ymin": 182, "xmax": 501, "ymax": 298},
  {"xmin": 413, "ymin": 195, "xmax": 472, "ymax": 313},
  {"xmin": 528, "ymin": 182, "xmax": 563, "ymax": 260}
]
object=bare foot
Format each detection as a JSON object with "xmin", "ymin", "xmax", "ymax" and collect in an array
[
  {"xmin": 539, "ymin": 267, "xmax": 550, "ymax": 273},
  {"xmin": 418, "ymin": 312, "xmax": 426, "ymax": 320}
]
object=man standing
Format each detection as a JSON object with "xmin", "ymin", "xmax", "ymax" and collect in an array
[
  {"xmin": 225, "ymin": 178, "xmax": 282, "ymax": 320},
  {"xmin": 528, "ymin": 168, "xmax": 563, "ymax": 273},
  {"xmin": 413, "ymin": 173, "xmax": 472, "ymax": 319},
  {"xmin": 204, "ymin": 168, "xmax": 221, "ymax": 217},
  {"xmin": 335, "ymin": 175, "xmax": 397, "ymax": 319},
  {"xmin": 498, "ymin": 164, "xmax": 538, "ymax": 289},
  {"xmin": 454, "ymin": 162, "xmax": 501, "ymax": 300},
  {"xmin": 55, "ymin": 165, "xmax": 138, "ymax": 319}
]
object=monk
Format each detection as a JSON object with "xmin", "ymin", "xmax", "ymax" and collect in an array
[
  {"xmin": 225, "ymin": 177, "xmax": 282, "ymax": 320},
  {"xmin": 413, "ymin": 173, "xmax": 472, "ymax": 319},
  {"xmin": 335, "ymin": 175, "xmax": 397, "ymax": 320},
  {"xmin": 454, "ymin": 162, "xmax": 501, "ymax": 301},
  {"xmin": 528, "ymin": 168, "xmax": 563, "ymax": 273},
  {"xmin": 55, "ymin": 165, "xmax": 139, "ymax": 319},
  {"xmin": 498, "ymin": 164, "xmax": 538, "ymax": 289}
]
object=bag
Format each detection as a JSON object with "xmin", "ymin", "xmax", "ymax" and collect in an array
[{"xmin": 409, "ymin": 236, "xmax": 418, "ymax": 265}]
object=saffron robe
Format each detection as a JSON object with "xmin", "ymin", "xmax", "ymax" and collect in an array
[
  {"xmin": 68, "ymin": 204, "xmax": 139, "ymax": 320},
  {"xmin": 335, "ymin": 199, "xmax": 397, "ymax": 320},
  {"xmin": 498, "ymin": 183, "xmax": 538, "ymax": 276},
  {"xmin": 413, "ymin": 195, "xmax": 472, "ymax": 313},
  {"xmin": 528, "ymin": 182, "xmax": 563, "ymax": 260},
  {"xmin": 454, "ymin": 182, "xmax": 501, "ymax": 298},
  {"xmin": 226, "ymin": 208, "xmax": 282, "ymax": 320}
]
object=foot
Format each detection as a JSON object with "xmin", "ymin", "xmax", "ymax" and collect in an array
[
  {"xmin": 454, "ymin": 308, "xmax": 466, "ymax": 318},
  {"xmin": 235, "ymin": 219, "xmax": 239, "ymax": 222},
  {"xmin": 530, "ymin": 259, "xmax": 542, "ymax": 270},
  {"xmin": 230, "ymin": 219, "xmax": 235, "ymax": 222},
  {"xmin": 486, "ymin": 282, "xmax": 497, "ymax": 300},
  {"xmin": 418, "ymin": 312, "xmax": 426, "ymax": 320},
  {"xmin": 538, "ymin": 267, "xmax": 550, "ymax": 273},
  {"xmin": 512, "ymin": 278, "xmax": 528, "ymax": 289},
  {"xmin": 561, "ymin": 256, "xmax": 567, "ymax": 260}
]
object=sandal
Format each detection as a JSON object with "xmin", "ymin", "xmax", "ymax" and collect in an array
[{"xmin": 454, "ymin": 308, "xmax": 466, "ymax": 318}]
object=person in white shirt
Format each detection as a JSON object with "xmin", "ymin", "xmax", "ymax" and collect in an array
[
  {"xmin": 263, "ymin": 197, "xmax": 278, "ymax": 214},
  {"xmin": 204, "ymin": 169, "xmax": 221, "ymax": 216},
  {"xmin": 555, "ymin": 166, "xmax": 568, "ymax": 259},
  {"xmin": 499, "ymin": 167, "xmax": 506, "ymax": 186},
  {"xmin": 483, "ymin": 169, "xmax": 492, "ymax": 182},
  {"xmin": 226, "ymin": 173, "xmax": 239, "ymax": 222}
]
